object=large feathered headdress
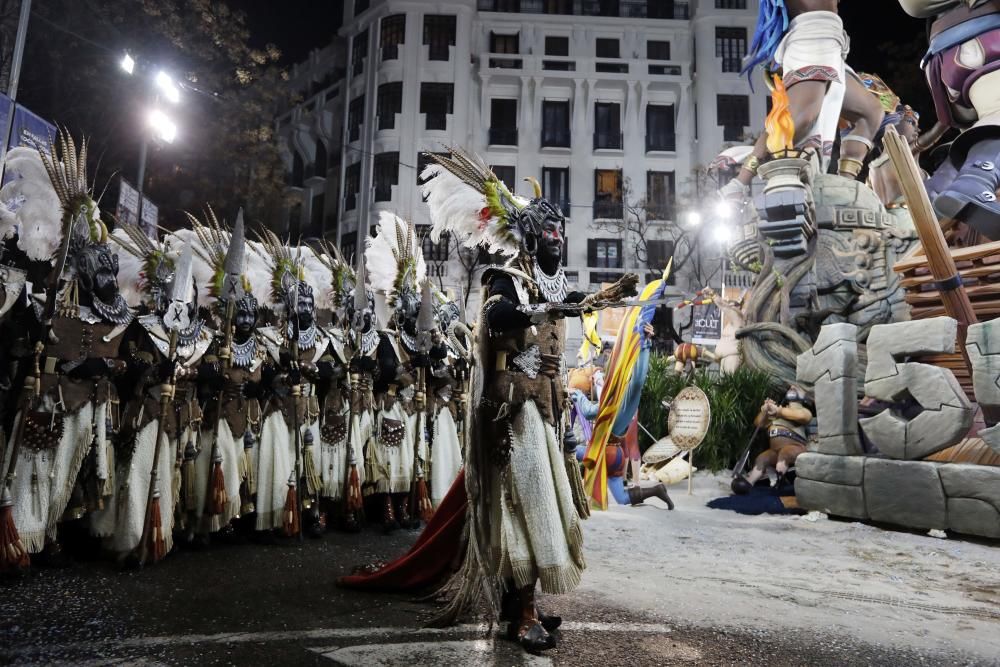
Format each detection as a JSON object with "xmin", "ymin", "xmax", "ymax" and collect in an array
[
  {"xmin": 111, "ymin": 222, "xmax": 176, "ymax": 310},
  {"xmin": 251, "ymin": 228, "xmax": 316, "ymax": 314},
  {"xmin": 420, "ymin": 149, "xmax": 530, "ymax": 257},
  {"xmin": 365, "ymin": 211, "xmax": 426, "ymax": 310}
]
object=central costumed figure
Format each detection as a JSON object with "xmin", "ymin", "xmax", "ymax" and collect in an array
[{"xmin": 340, "ymin": 150, "xmax": 637, "ymax": 654}]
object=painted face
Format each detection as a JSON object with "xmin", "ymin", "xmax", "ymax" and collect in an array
[
  {"xmin": 538, "ymin": 216, "xmax": 564, "ymax": 265},
  {"xmin": 296, "ymin": 291, "xmax": 315, "ymax": 329},
  {"xmin": 92, "ymin": 260, "xmax": 120, "ymax": 304},
  {"xmin": 235, "ymin": 305, "xmax": 257, "ymax": 337}
]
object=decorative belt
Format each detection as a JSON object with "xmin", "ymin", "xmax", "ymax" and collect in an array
[{"xmin": 768, "ymin": 427, "xmax": 806, "ymax": 445}]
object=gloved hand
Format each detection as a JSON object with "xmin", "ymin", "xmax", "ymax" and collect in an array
[{"xmin": 719, "ymin": 177, "xmax": 748, "ymax": 202}]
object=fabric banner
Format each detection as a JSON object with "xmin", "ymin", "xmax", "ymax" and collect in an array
[{"xmin": 0, "ymin": 93, "xmax": 57, "ymax": 186}]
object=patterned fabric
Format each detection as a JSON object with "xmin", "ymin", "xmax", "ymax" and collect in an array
[{"xmin": 783, "ymin": 64, "xmax": 841, "ymax": 87}]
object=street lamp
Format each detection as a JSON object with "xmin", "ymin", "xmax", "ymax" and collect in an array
[
  {"xmin": 712, "ymin": 224, "xmax": 732, "ymax": 244},
  {"xmin": 120, "ymin": 53, "xmax": 180, "ymax": 237},
  {"xmin": 684, "ymin": 210, "xmax": 702, "ymax": 227}
]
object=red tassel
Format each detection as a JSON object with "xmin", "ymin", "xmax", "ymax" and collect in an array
[
  {"xmin": 282, "ymin": 483, "xmax": 300, "ymax": 537},
  {"xmin": 0, "ymin": 504, "xmax": 30, "ymax": 572},
  {"xmin": 346, "ymin": 465, "xmax": 363, "ymax": 513},
  {"xmin": 143, "ymin": 498, "xmax": 167, "ymax": 564},
  {"xmin": 207, "ymin": 462, "xmax": 227, "ymax": 516},
  {"xmin": 416, "ymin": 479, "xmax": 433, "ymax": 523}
]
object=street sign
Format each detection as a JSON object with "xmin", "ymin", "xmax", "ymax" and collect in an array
[{"xmin": 116, "ymin": 177, "xmax": 158, "ymax": 238}]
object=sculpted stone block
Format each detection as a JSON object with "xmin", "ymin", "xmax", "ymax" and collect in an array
[
  {"xmin": 864, "ymin": 459, "xmax": 947, "ymax": 530},
  {"xmin": 795, "ymin": 478, "xmax": 867, "ymax": 519},
  {"xmin": 967, "ymin": 320, "xmax": 1000, "ymax": 409},
  {"xmin": 860, "ymin": 318, "xmax": 974, "ymax": 459},
  {"xmin": 796, "ymin": 323, "xmax": 862, "ymax": 455},
  {"xmin": 946, "ymin": 498, "xmax": 1000, "ymax": 539},
  {"xmin": 938, "ymin": 464, "xmax": 1000, "ymax": 509},
  {"xmin": 795, "ymin": 452, "xmax": 865, "ymax": 485}
]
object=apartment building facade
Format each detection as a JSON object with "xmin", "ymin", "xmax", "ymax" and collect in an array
[{"xmin": 276, "ymin": 0, "xmax": 764, "ymax": 335}]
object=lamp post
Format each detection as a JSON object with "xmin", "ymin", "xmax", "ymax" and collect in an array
[{"xmin": 121, "ymin": 54, "xmax": 180, "ymax": 237}]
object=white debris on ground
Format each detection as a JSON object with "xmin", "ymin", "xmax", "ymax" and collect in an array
[{"xmin": 576, "ymin": 472, "xmax": 1000, "ymax": 663}]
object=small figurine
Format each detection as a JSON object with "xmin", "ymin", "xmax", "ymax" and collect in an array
[{"xmin": 732, "ymin": 385, "xmax": 813, "ymax": 494}]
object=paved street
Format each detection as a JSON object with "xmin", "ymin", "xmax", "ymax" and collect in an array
[{"xmin": 2, "ymin": 475, "xmax": 998, "ymax": 666}]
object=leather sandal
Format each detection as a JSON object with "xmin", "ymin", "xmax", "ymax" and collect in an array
[{"xmin": 517, "ymin": 620, "xmax": 556, "ymax": 653}]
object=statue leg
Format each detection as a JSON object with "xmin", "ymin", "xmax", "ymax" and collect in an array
[
  {"xmin": 839, "ymin": 73, "xmax": 884, "ymax": 179},
  {"xmin": 746, "ymin": 448, "xmax": 778, "ymax": 485}
]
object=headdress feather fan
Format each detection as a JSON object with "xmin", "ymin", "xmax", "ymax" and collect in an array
[
  {"xmin": 365, "ymin": 211, "xmax": 426, "ymax": 309},
  {"xmin": 110, "ymin": 223, "xmax": 178, "ymax": 309},
  {"xmin": 420, "ymin": 148, "xmax": 528, "ymax": 257}
]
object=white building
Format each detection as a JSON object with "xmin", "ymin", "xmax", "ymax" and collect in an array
[{"xmin": 276, "ymin": 0, "xmax": 764, "ymax": 344}]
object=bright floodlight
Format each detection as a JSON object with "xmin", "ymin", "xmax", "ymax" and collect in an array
[
  {"xmin": 121, "ymin": 53, "xmax": 135, "ymax": 75},
  {"xmin": 715, "ymin": 200, "xmax": 733, "ymax": 219},
  {"xmin": 713, "ymin": 225, "xmax": 731, "ymax": 244},
  {"xmin": 684, "ymin": 210, "xmax": 702, "ymax": 227},
  {"xmin": 148, "ymin": 109, "xmax": 177, "ymax": 143},
  {"xmin": 155, "ymin": 71, "xmax": 180, "ymax": 104}
]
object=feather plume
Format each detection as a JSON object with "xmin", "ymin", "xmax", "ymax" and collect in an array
[
  {"xmin": 300, "ymin": 246, "xmax": 335, "ymax": 312},
  {"xmin": 0, "ymin": 147, "xmax": 63, "ymax": 262},
  {"xmin": 110, "ymin": 227, "xmax": 154, "ymax": 308},
  {"xmin": 366, "ymin": 212, "xmax": 426, "ymax": 307},
  {"xmin": 243, "ymin": 240, "xmax": 274, "ymax": 305},
  {"xmin": 419, "ymin": 148, "xmax": 525, "ymax": 257}
]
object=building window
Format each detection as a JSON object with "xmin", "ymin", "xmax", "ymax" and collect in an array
[
  {"xmin": 541, "ymin": 100, "xmax": 571, "ymax": 147},
  {"xmin": 716, "ymin": 0, "xmax": 747, "ymax": 8},
  {"xmin": 646, "ymin": 171, "xmax": 675, "ymax": 219},
  {"xmin": 544, "ymin": 0, "xmax": 573, "ymax": 12},
  {"xmin": 717, "ymin": 94, "xmax": 750, "ymax": 141},
  {"xmin": 594, "ymin": 169, "xmax": 623, "ymax": 218},
  {"xmin": 290, "ymin": 152, "xmax": 304, "ymax": 187},
  {"xmin": 596, "ymin": 38, "xmax": 620, "ymax": 59},
  {"xmin": 423, "ymin": 15, "xmax": 456, "ymax": 61},
  {"xmin": 542, "ymin": 167, "xmax": 570, "ymax": 215},
  {"xmin": 594, "ymin": 102, "xmax": 622, "ymax": 150},
  {"xmin": 314, "ymin": 140, "xmax": 327, "ymax": 176},
  {"xmin": 417, "ymin": 225, "xmax": 450, "ymax": 262},
  {"xmin": 417, "ymin": 151, "xmax": 452, "ymax": 185},
  {"xmin": 352, "ymin": 30, "xmax": 368, "ymax": 78},
  {"xmin": 487, "ymin": 0, "xmax": 522, "ymax": 10},
  {"xmin": 420, "ymin": 83, "xmax": 454, "ymax": 130},
  {"xmin": 344, "ymin": 163, "xmax": 360, "ymax": 211},
  {"xmin": 646, "ymin": 105, "xmax": 676, "ymax": 151},
  {"xmin": 380, "ymin": 14, "xmax": 406, "ymax": 60},
  {"xmin": 545, "ymin": 36, "xmax": 569, "ymax": 56},
  {"xmin": 647, "ymin": 40, "xmax": 670, "ymax": 61},
  {"xmin": 373, "ymin": 152, "xmax": 399, "ymax": 202},
  {"xmin": 646, "ymin": 0, "xmax": 678, "ymax": 18},
  {"xmin": 348, "ymin": 95, "xmax": 364, "ymax": 142},
  {"xmin": 354, "ymin": 0, "xmax": 370, "ymax": 15},
  {"xmin": 490, "ymin": 32, "xmax": 519, "ymax": 54},
  {"xmin": 491, "ymin": 165, "xmax": 515, "ymax": 188},
  {"xmin": 645, "ymin": 240, "xmax": 675, "ymax": 279},
  {"xmin": 377, "ymin": 82, "xmax": 402, "ymax": 130},
  {"xmin": 340, "ymin": 231, "xmax": 358, "ymax": 261},
  {"xmin": 716, "ymin": 27, "xmax": 747, "ymax": 73},
  {"xmin": 588, "ymin": 239, "xmax": 623, "ymax": 269},
  {"xmin": 489, "ymin": 99, "xmax": 518, "ymax": 146},
  {"xmin": 309, "ymin": 192, "xmax": 325, "ymax": 238}
]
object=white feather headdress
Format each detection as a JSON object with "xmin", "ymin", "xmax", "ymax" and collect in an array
[
  {"xmin": 299, "ymin": 245, "xmax": 334, "ymax": 312},
  {"xmin": 365, "ymin": 211, "xmax": 426, "ymax": 310},
  {"xmin": 111, "ymin": 223, "xmax": 181, "ymax": 309},
  {"xmin": 420, "ymin": 148, "xmax": 529, "ymax": 257},
  {"xmin": 0, "ymin": 146, "xmax": 66, "ymax": 262}
]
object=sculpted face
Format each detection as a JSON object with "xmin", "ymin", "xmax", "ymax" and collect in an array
[{"xmin": 92, "ymin": 260, "xmax": 120, "ymax": 304}]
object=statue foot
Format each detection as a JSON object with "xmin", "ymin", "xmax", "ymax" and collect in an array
[
  {"xmin": 731, "ymin": 477, "xmax": 753, "ymax": 495},
  {"xmin": 628, "ymin": 483, "xmax": 675, "ymax": 509},
  {"xmin": 935, "ymin": 140, "xmax": 1000, "ymax": 238}
]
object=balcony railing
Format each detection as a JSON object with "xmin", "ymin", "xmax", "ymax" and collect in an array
[
  {"xmin": 427, "ymin": 44, "xmax": 451, "ymax": 61},
  {"xmin": 543, "ymin": 59, "xmax": 575, "ymax": 71},
  {"xmin": 722, "ymin": 125, "xmax": 745, "ymax": 141},
  {"xmin": 595, "ymin": 61, "xmax": 629, "ymax": 74},
  {"xmin": 541, "ymin": 128, "xmax": 570, "ymax": 148},
  {"xmin": 489, "ymin": 127, "xmax": 519, "ymax": 145},
  {"xmin": 376, "ymin": 112, "xmax": 398, "ymax": 131},
  {"xmin": 478, "ymin": 0, "xmax": 690, "ymax": 19},
  {"xmin": 593, "ymin": 199, "xmax": 623, "ymax": 219},
  {"xmin": 374, "ymin": 183, "xmax": 394, "ymax": 202},
  {"xmin": 646, "ymin": 203, "xmax": 673, "ymax": 220},
  {"xmin": 382, "ymin": 44, "xmax": 400, "ymax": 61},
  {"xmin": 348, "ymin": 125, "xmax": 361, "ymax": 142},
  {"xmin": 593, "ymin": 131, "xmax": 623, "ymax": 150},
  {"xmin": 646, "ymin": 133, "xmax": 676, "ymax": 152},
  {"xmin": 345, "ymin": 193, "xmax": 357, "ymax": 211},
  {"xmin": 489, "ymin": 56, "xmax": 522, "ymax": 69},
  {"xmin": 648, "ymin": 63, "xmax": 682, "ymax": 75},
  {"xmin": 425, "ymin": 113, "xmax": 448, "ymax": 131},
  {"xmin": 721, "ymin": 58, "xmax": 741, "ymax": 73}
]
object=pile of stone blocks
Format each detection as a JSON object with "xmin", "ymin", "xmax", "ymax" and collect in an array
[{"xmin": 795, "ymin": 319, "xmax": 1000, "ymax": 539}]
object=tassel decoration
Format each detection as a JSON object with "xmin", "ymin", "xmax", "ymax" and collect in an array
[
  {"xmin": 302, "ymin": 430, "xmax": 322, "ymax": 497},
  {"xmin": 242, "ymin": 431, "xmax": 256, "ymax": 494},
  {"xmin": 416, "ymin": 478, "xmax": 433, "ymax": 523},
  {"xmin": 182, "ymin": 439, "xmax": 198, "ymax": 512},
  {"xmin": 346, "ymin": 464, "xmax": 363, "ymax": 512},
  {"xmin": 0, "ymin": 488, "xmax": 29, "ymax": 572},
  {"xmin": 143, "ymin": 487, "xmax": 167, "ymax": 564},
  {"xmin": 207, "ymin": 450, "xmax": 227, "ymax": 516},
  {"xmin": 282, "ymin": 475, "xmax": 300, "ymax": 537}
]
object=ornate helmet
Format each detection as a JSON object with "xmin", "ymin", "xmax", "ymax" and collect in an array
[{"xmin": 112, "ymin": 221, "xmax": 176, "ymax": 312}]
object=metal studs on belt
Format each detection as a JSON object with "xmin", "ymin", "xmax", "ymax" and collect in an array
[
  {"xmin": 975, "ymin": 160, "xmax": 995, "ymax": 171},
  {"xmin": 979, "ymin": 191, "xmax": 998, "ymax": 202}
]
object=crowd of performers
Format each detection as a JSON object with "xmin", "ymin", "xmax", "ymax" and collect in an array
[{"xmin": 0, "ymin": 137, "xmax": 480, "ymax": 572}]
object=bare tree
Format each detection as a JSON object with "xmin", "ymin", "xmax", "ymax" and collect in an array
[{"xmin": 418, "ymin": 228, "xmax": 485, "ymax": 311}]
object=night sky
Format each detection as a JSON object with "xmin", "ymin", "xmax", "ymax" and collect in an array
[{"xmin": 236, "ymin": 0, "xmax": 345, "ymax": 65}]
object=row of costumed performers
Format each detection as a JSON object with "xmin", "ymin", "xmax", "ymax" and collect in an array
[{"xmin": 0, "ymin": 134, "xmax": 471, "ymax": 571}]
